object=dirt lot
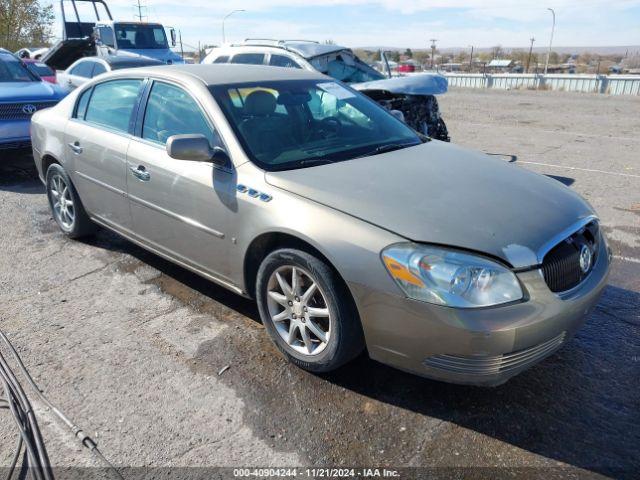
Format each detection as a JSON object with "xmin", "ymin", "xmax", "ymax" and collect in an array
[{"xmin": 1, "ymin": 88, "xmax": 639, "ymax": 479}]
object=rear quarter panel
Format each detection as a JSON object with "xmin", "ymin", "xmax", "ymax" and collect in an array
[{"xmin": 31, "ymin": 89, "xmax": 78, "ymax": 182}]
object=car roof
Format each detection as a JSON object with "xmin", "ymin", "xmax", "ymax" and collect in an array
[
  {"xmin": 232, "ymin": 40, "xmax": 348, "ymax": 59},
  {"xmin": 120, "ymin": 64, "xmax": 327, "ymax": 85},
  {"xmin": 76, "ymin": 55, "xmax": 165, "ymax": 67}
]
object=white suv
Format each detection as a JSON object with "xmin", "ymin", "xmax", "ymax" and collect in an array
[{"xmin": 202, "ymin": 40, "xmax": 450, "ymax": 141}]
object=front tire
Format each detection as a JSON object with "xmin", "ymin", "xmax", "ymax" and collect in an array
[
  {"xmin": 46, "ymin": 163, "xmax": 96, "ymax": 238},
  {"xmin": 256, "ymin": 248, "xmax": 364, "ymax": 373}
]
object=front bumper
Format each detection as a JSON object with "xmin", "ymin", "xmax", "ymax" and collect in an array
[
  {"xmin": 352, "ymin": 234, "xmax": 610, "ymax": 386},
  {"xmin": 0, "ymin": 120, "xmax": 31, "ymax": 150}
]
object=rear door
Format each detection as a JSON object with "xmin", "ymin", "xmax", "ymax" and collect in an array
[
  {"xmin": 64, "ymin": 78, "xmax": 145, "ymax": 231},
  {"xmin": 125, "ymin": 80, "xmax": 237, "ymax": 282}
]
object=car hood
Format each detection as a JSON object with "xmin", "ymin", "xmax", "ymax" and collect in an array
[
  {"xmin": 265, "ymin": 141, "xmax": 594, "ymax": 268},
  {"xmin": 117, "ymin": 49, "xmax": 185, "ymax": 64},
  {"xmin": 0, "ymin": 81, "xmax": 66, "ymax": 102},
  {"xmin": 352, "ymin": 73, "xmax": 448, "ymax": 96}
]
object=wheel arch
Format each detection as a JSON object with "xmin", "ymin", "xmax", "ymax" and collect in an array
[
  {"xmin": 243, "ymin": 231, "xmax": 348, "ymax": 301},
  {"xmin": 41, "ymin": 154, "xmax": 61, "ymax": 179}
]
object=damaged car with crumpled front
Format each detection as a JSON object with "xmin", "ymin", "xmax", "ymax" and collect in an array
[{"xmin": 202, "ymin": 40, "xmax": 450, "ymax": 141}]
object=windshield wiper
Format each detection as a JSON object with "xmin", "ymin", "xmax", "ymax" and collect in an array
[{"xmin": 355, "ymin": 142, "xmax": 419, "ymax": 159}]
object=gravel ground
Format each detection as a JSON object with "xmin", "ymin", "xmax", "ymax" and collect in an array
[{"xmin": 0, "ymin": 88, "xmax": 638, "ymax": 479}]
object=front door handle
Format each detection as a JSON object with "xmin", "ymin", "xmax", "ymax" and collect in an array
[
  {"xmin": 68, "ymin": 142, "xmax": 83, "ymax": 154},
  {"xmin": 129, "ymin": 165, "xmax": 151, "ymax": 181}
]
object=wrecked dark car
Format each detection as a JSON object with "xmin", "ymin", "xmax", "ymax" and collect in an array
[{"xmin": 202, "ymin": 40, "xmax": 450, "ymax": 141}]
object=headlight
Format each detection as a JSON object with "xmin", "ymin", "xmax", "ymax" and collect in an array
[{"xmin": 381, "ymin": 244, "xmax": 523, "ymax": 308}]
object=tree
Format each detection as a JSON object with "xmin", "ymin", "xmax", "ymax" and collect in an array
[
  {"xmin": 491, "ymin": 45, "xmax": 504, "ymax": 59},
  {"xmin": 0, "ymin": 0, "xmax": 55, "ymax": 51},
  {"xmin": 404, "ymin": 48, "xmax": 413, "ymax": 58}
]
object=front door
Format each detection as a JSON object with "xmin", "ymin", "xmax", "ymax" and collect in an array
[
  {"xmin": 65, "ymin": 78, "xmax": 144, "ymax": 231},
  {"xmin": 126, "ymin": 80, "xmax": 237, "ymax": 283}
]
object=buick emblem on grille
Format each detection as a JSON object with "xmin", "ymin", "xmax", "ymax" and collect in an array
[
  {"xmin": 22, "ymin": 104, "xmax": 37, "ymax": 115},
  {"xmin": 579, "ymin": 244, "xmax": 593, "ymax": 274}
]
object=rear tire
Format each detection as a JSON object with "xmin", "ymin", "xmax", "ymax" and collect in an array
[
  {"xmin": 256, "ymin": 248, "xmax": 364, "ymax": 373},
  {"xmin": 46, "ymin": 163, "xmax": 96, "ymax": 239}
]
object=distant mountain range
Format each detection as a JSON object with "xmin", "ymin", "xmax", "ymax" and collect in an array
[{"xmin": 358, "ymin": 45, "xmax": 640, "ymax": 55}]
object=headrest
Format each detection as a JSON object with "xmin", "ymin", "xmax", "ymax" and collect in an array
[{"xmin": 244, "ymin": 90, "xmax": 277, "ymax": 116}]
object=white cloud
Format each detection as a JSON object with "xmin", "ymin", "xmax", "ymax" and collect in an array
[{"xmin": 49, "ymin": 0, "xmax": 640, "ymax": 48}]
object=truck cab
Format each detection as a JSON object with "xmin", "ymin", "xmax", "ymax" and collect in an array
[{"xmin": 93, "ymin": 21, "xmax": 183, "ymax": 65}]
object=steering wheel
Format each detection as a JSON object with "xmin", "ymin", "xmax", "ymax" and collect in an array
[{"xmin": 317, "ymin": 117, "xmax": 342, "ymax": 139}]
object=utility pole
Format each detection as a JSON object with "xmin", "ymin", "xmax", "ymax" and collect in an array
[
  {"xmin": 430, "ymin": 39, "xmax": 437, "ymax": 70},
  {"xmin": 527, "ymin": 37, "xmax": 535, "ymax": 73},
  {"xmin": 134, "ymin": 0, "xmax": 146, "ymax": 22},
  {"xmin": 544, "ymin": 8, "xmax": 555, "ymax": 75},
  {"xmin": 469, "ymin": 45, "xmax": 474, "ymax": 72}
]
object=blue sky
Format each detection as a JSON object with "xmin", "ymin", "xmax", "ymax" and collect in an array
[{"xmin": 51, "ymin": 0, "xmax": 640, "ymax": 50}]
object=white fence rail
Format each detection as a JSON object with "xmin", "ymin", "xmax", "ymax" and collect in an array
[{"xmin": 443, "ymin": 73, "xmax": 640, "ymax": 95}]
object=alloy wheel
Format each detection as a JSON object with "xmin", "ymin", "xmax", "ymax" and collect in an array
[
  {"xmin": 49, "ymin": 174, "xmax": 75, "ymax": 230},
  {"xmin": 266, "ymin": 266, "xmax": 332, "ymax": 356}
]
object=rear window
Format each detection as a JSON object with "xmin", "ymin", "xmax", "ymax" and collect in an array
[
  {"xmin": 92, "ymin": 63, "xmax": 107, "ymax": 76},
  {"xmin": 26, "ymin": 62, "xmax": 54, "ymax": 77},
  {"xmin": 84, "ymin": 79, "xmax": 142, "ymax": 133},
  {"xmin": 70, "ymin": 61, "xmax": 95, "ymax": 78},
  {"xmin": 231, "ymin": 53, "xmax": 265, "ymax": 65}
]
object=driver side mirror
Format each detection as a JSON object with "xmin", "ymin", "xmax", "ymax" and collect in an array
[
  {"xmin": 170, "ymin": 28, "xmax": 177, "ymax": 47},
  {"xmin": 166, "ymin": 134, "xmax": 229, "ymax": 167}
]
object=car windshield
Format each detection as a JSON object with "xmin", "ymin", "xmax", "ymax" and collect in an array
[
  {"xmin": 0, "ymin": 55, "xmax": 38, "ymax": 82},
  {"xmin": 114, "ymin": 24, "xmax": 168, "ymax": 50},
  {"xmin": 311, "ymin": 51, "xmax": 386, "ymax": 84},
  {"xmin": 210, "ymin": 79, "xmax": 422, "ymax": 171},
  {"xmin": 26, "ymin": 62, "xmax": 54, "ymax": 77}
]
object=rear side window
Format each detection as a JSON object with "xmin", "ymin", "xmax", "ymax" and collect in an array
[
  {"xmin": 70, "ymin": 61, "xmax": 95, "ymax": 78},
  {"xmin": 74, "ymin": 88, "xmax": 92, "ymax": 119},
  {"xmin": 269, "ymin": 55, "xmax": 301, "ymax": 69},
  {"xmin": 231, "ymin": 53, "xmax": 265, "ymax": 65},
  {"xmin": 92, "ymin": 63, "xmax": 107, "ymax": 77},
  {"xmin": 142, "ymin": 81, "xmax": 219, "ymax": 147},
  {"xmin": 84, "ymin": 79, "xmax": 142, "ymax": 133},
  {"xmin": 213, "ymin": 56, "xmax": 229, "ymax": 64}
]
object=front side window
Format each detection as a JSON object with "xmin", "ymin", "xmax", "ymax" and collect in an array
[
  {"xmin": 0, "ymin": 54, "xmax": 37, "ymax": 82},
  {"xmin": 142, "ymin": 82, "xmax": 219, "ymax": 147},
  {"xmin": 114, "ymin": 24, "xmax": 168, "ymax": 50},
  {"xmin": 210, "ymin": 79, "xmax": 421, "ymax": 171},
  {"xmin": 269, "ymin": 55, "xmax": 301, "ymax": 69},
  {"xmin": 70, "ymin": 61, "xmax": 95, "ymax": 78},
  {"xmin": 84, "ymin": 79, "xmax": 142, "ymax": 132},
  {"xmin": 231, "ymin": 53, "xmax": 265, "ymax": 65},
  {"xmin": 213, "ymin": 56, "xmax": 229, "ymax": 64}
]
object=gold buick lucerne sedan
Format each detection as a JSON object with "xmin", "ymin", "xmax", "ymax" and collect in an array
[{"xmin": 30, "ymin": 65, "xmax": 610, "ymax": 386}]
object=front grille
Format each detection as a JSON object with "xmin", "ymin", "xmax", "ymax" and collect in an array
[
  {"xmin": 0, "ymin": 141, "xmax": 31, "ymax": 150},
  {"xmin": 0, "ymin": 102, "xmax": 57, "ymax": 120},
  {"xmin": 542, "ymin": 221, "xmax": 599, "ymax": 293},
  {"xmin": 423, "ymin": 332, "xmax": 566, "ymax": 376}
]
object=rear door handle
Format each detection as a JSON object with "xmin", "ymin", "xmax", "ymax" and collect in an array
[
  {"xmin": 129, "ymin": 165, "xmax": 150, "ymax": 181},
  {"xmin": 68, "ymin": 142, "xmax": 83, "ymax": 154}
]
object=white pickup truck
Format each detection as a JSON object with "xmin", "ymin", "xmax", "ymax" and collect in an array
[{"xmin": 43, "ymin": 0, "xmax": 184, "ymax": 71}]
